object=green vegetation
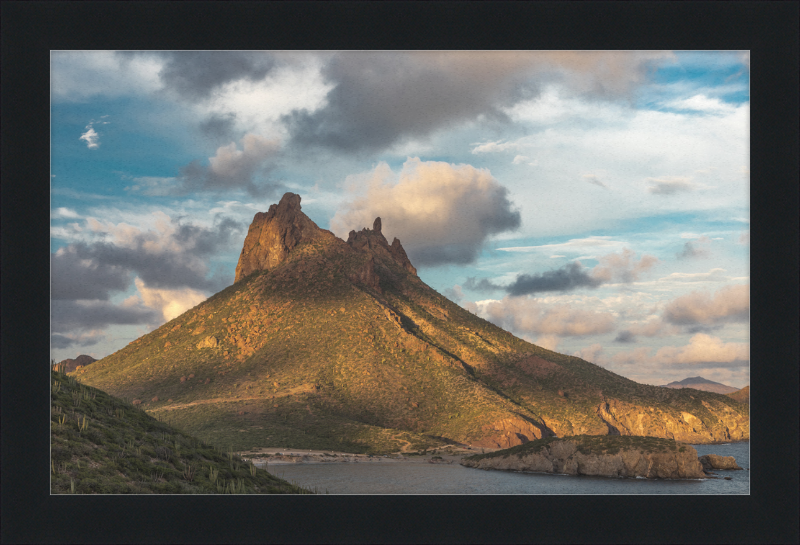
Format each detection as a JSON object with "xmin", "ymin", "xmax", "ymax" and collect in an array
[
  {"xmin": 463, "ymin": 435, "xmax": 686, "ymax": 462},
  {"xmin": 50, "ymin": 369, "xmax": 314, "ymax": 494}
]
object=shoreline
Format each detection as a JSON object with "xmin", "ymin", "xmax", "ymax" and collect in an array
[{"xmin": 239, "ymin": 446, "xmax": 493, "ymax": 466}]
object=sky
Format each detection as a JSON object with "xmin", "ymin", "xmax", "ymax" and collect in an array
[{"xmin": 50, "ymin": 50, "xmax": 750, "ymax": 388}]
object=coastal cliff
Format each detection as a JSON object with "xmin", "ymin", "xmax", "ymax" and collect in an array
[{"xmin": 460, "ymin": 435, "xmax": 706, "ymax": 479}]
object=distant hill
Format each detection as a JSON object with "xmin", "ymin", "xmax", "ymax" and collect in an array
[
  {"xmin": 50, "ymin": 368, "xmax": 313, "ymax": 494},
  {"xmin": 54, "ymin": 354, "xmax": 97, "ymax": 374},
  {"xmin": 661, "ymin": 377, "xmax": 739, "ymax": 395},
  {"xmin": 74, "ymin": 193, "xmax": 749, "ymax": 454},
  {"xmin": 727, "ymin": 386, "xmax": 750, "ymax": 405}
]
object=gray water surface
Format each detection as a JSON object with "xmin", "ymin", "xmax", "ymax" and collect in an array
[{"xmin": 267, "ymin": 442, "xmax": 749, "ymax": 495}]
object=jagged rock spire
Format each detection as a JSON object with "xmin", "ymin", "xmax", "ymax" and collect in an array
[
  {"xmin": 234, "ymin": 193, "xmax": 335, "ymax": 282},
  {"xmin": 235, "ymin": 194, "xmax": 418, "ymax": 283}
]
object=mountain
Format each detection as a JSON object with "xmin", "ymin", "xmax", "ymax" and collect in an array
[
  {"xmin": 727, "ymin": 386, "xmax": 750, "ymax": 405},
  {"xmin": 53, "ymin": 354, "xmax": 97, "ymax": 374},
  {"xmin": 50, "ymin": 368, "xmax": 313, "ymax": 494},
  {"xmin": 661, "ymin": 377, "xmax": 740, "ymax": 395},
  {"xmin": 73, "ymin": 193, "xmax": 749, "ymax": 454}
]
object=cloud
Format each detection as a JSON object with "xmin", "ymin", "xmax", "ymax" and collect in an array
[
  {"xmin": 646, "ymin": 176, "xmax": 697, "ymax": 195},
  {"xmin": 51, "ymin": 51, "xmax": 163, "ymax": 101},
  {"xmin": 472, "ymin": 141, "xmax": 520, "ymax": 154},
  {"xmin": 330, "ymin": 158, "xmax": 520, "ymax": 266},
  {"xmin": 590, "ymin": 248, "xmax": 659, "ymax": 283},
  {"xmin": 582, "ymin": 174, "xmax": 608, "ymax": 188},
  {"xmin": 475, "ymin": 296, "xmax": 616, "ymax": 337},
  {"xmin": 512, "ymin": 155, "xmax": 537, "ymax": 166},
  {"xmin": 467, "ymin": 249, "xmax": 657, "ymax": 296},
  {"xmin": 573, "ymin": 343, "xmax": 605, "ymax": 364},
  {"xmin": 51, "ymin": 299, "xmax": 160, "ymax": 333},
  {"xmin": 653, "ymin": 333, "xmax": 749, "ymax": 365},
  {"xmin": 284, "ymin": 51, "xmax": 673, "ymax": 153},
  {"xmin": 677, "ymin": 236, "xmax": 711, "ymax": 259},
  {"xmin": 53, "ymin": 212, "xmax": 241, "ymax": 299},
  {"xmin": 53, "ymin": 207, "xmax": 80, "ymax": 219},
  {"xmin": 443, "ymin": 284, "xmax": 464, "ymax": 303},
  {"xmin": 174, "ymin": 134, "xmax": 281, "ymax": 196},
  {"xmin": 657, "ymin": 268, "xmax": 728, "ymax": 283},
  {"xmin": 738, "ymin": 231, "xmax": 750, "ymax": 245},
  {"xmin": 535, "ymin": 335, "xmax": 561, "ymax": 351},
  {"xmin": 51, "ymin": 245, "xmax": 132, "ymax": 300},
  {"xmin": 614, "ymin": 330, "xmax": 636, "ymax": 343},
  {"xmin": 498, "ymin": 236, "xmax": 623, "ymax": 253},
  {"xmin": 507, "ymin": 262, "xmax": 602, "ymax": 295},
  {"xmin": 79, "ymin": 123, "xmax": 100, "ymax": 149},
  {"xmin": 199, "ymin": 112, "xmax": 238, "ymax": 140},
  {"xmin": 663, "ymin": 284, "xmax": 750, "ymax": 326},
  {"xmin": 155, "ymin": 51, "xmax": 277, "ymax": 101},
  {"xmin": 663, "ymin": 94, "xmax": 737, "ymax": 115},
  {"xmin": 50, "ymin": 330, "xmax": 106, "ymax": 350},
  {"xmin": 134, "ymin": 278, "xmax": 207, "ymax": 322}
]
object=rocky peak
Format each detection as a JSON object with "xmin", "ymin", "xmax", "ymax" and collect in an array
[
  {"xmin": 234, "ymin": 193, "xmax": 337, "ymax": 282},
  {"xmin": 235, "ymin": 194, "xmax": 418, "ymax": 283},
  {"xmin": 347, "ymin": 218, "xmax": 417, "ymax": 276}
]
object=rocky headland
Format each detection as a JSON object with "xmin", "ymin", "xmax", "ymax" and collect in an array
[
  {"xmin": 460, "ymin": 435, "xmax": 707, "ymax": 479},
  {"xmin": 699, "ymin": 454, "xmax": 743, "ymax": 470}
]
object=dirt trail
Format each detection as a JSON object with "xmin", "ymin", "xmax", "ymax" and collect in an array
[
  {"xmin": 389, "ymin": 432, "xmax": 414, "ymax": 453},
  {"xmin": 148, "ymin": 384, "xmax": 314, "ymax": 412}
]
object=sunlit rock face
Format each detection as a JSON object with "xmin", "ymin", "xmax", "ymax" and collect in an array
[
  {"xmin": 235, "ymin": 194, "xmax": 417, "ymax": 283},
  {"xmin": 234, "ymin": 193, "xmax": 338, "ymax": 282}
]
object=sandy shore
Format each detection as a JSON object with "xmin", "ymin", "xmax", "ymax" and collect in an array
[{"xmin": 238, "ymin": 446, "xmax": 499, "ymax": 466}]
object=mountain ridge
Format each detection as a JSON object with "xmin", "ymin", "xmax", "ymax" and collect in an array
[
  {"xmin": 662, "ymin": 376, "xmax": 740, "ymax": 395},
  {"xmin": 73, "ymin": 193, "xmax": 749, "ymax": 453}
]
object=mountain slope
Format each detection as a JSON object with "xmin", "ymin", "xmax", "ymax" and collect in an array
[
  {"xmin": 50, "ymin": 368, "xmax": 313, "ymax": 494},
  {"xmin": 74, "ymin": 193, "xmax": 749, "ymax": 453},
  {"xmin": 662, "ymin": 376, "xmax": 740, "ymax": 395},
  {"xmin": 727, "ymin": 386, "xmax": 750, "ymax": 405}
]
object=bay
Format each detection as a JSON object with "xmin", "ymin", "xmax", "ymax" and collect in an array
[{"xmin": 264, "ymin": 441, "xmax": 749, "ymax": 495}]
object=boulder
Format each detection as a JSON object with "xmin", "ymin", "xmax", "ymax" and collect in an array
[
  {"xmin": 197, "ymin": 336, "xmax": 218, "ymax": 349},
  {"xmin": 698, "ymin": 454, "xmax": 743, "ymax": 470}
]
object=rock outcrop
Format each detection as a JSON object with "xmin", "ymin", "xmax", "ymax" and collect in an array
[
  {"xmin": 472, "ymin": 416, "xmax": 550, "ymax": 449},
  {"xmin": 346, "ymin": 217, "xmax": 417, "ymax": 276},
  {"xmin": 594, "ymin": 397, "xmax": 748, "ymax": 444},
  {"xmin": 234, "ymin": 194, "xmax": 417, "ymax": 284},
  {"xmin": 461, "ymin": 436, "xmax": 706, "ymax": 479},
  {"xmin": 699, "ymin": 454, "xmax": 743, "ymax": 470},
  {"xmin": 234, "ymin": 193, "xmax": 339, "ymax": 282}
]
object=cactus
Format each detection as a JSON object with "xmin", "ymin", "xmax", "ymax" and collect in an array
[
  {"xmin": 249, "ymin": 461, "xmax": 257, "ymax": 476},
  {"xmin": 77, "ymin": 415, "xmax": 88, "ymax": 433},
  {"xmin": 182, "ymin": 463, "xmax": 195, "ymax": 482},
  {"xmin": 208, "ymin": 466, "xmax": 219, "ymax": 484},
  {"xmin": 70, "ymin": 478, "xmax": 76, "ymax": 494},
  {"xmin": 57, "ymin": 414, "xmax": 66, "ymax": 427}
]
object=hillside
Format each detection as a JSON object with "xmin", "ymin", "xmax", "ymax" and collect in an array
[
  {"xmin": 50, "ymin": 368, "xmax": 314, "ymax": 494},
  {"xmin": 727, "ymin": 386, "xmax": 750, "ymax": 405},
  {"xmin": 73, "ymin": 193, "xmax": 749, "ymax": 453},
  {"xmin": 662, "ymin": 376, "xmax": 739, "ymax": 395},
  {"xmin": 53, "ymin": 354, "xmax": 97, "ymax": 374}
]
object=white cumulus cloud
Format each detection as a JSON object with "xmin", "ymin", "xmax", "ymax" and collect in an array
[{"xmin": 330, "ymin": 157, "xmax": 520, "ymax": 266}]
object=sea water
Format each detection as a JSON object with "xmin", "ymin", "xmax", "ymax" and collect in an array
[{"xmin": 266, "ymin": 441, "xmax": 749, "ymax": 494}]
